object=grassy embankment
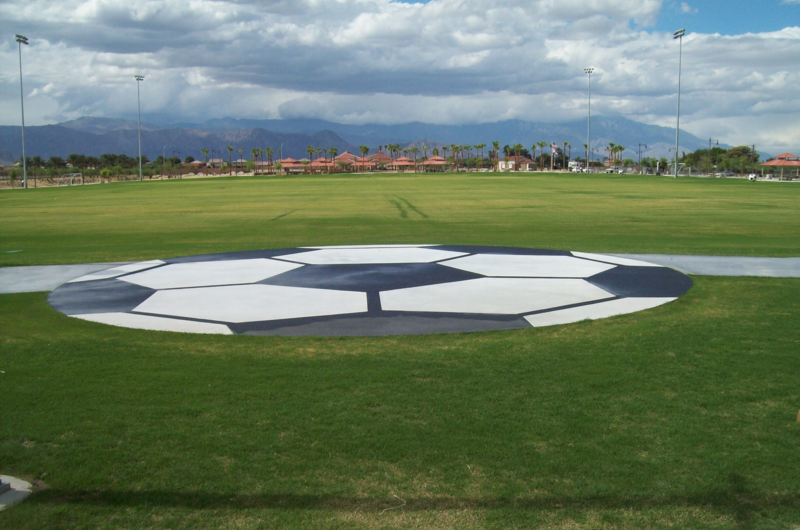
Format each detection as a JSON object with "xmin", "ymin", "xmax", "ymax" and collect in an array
[{"xmin": 1, "ymin": 172, "xmax": 798, "ymax": 529}]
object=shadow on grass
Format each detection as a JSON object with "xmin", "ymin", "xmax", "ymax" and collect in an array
[{"xmin": 29, "ymin": 478, "xmax": 799, "ymax": 527}]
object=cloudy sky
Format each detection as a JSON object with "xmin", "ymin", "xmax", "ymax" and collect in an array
[{"xmin": 2, "ymin": 0, "xmax": 799, "ymax": 152}]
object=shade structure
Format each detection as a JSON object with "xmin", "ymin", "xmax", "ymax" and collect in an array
[
  {"xmin": 353, "ymin": 157, "xmax": 376, "ymax": 169},
  {"xmin": 368, "ymin": 152, "xmax": 392, "ymax": 164},
  {"xmin": 279, "ymin": 158, "xmax": 305, "ymax": 172},
  {"xmin": 422, "ymin": 156, "xmax": 446, "ymax": 165},
  {"xmin": 335, "ymin": 151, "xmax": 358, "ymax": 162},
  {"xmin": 761, "ymin": 153, "xmax": 800, "ymax": 178}
]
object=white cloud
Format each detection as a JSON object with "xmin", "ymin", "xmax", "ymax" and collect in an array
[
  {"xmin": 0, "ymin": 0, "xmax": 798, "ymax": 152},
  {"xmin": 680, "ymin": 2, "xmax": 698, "ymax": 14}
]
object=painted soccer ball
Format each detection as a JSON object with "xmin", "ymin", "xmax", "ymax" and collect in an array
[{"xmin": 49, "ymin": 245, "xmax": 692, "ymax": 336}]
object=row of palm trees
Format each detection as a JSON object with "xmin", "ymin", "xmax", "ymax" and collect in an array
[{"xmin": 196, "ymin": 138, "xmax": 629, "ymax": 174}]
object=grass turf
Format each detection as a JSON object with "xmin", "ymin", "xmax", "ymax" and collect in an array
[
  {"xmin": 2, "ymin": 172, "xmax": 799, "ymax": 267},
  {"xmin": 1, "ymin": 172, "xmax": 799, "ymax": 528},
  {"xmin": 1, "ymin": 278, "xmax": 799, "ymax": 529}
]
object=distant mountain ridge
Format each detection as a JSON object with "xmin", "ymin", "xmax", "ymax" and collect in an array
[
  {"xmin": 0, "ymin": 125, "xmax": 359, "ymax": 163},
  {"xmin": 2, "ymin": 114, "xmax": 761, "ymax": 164}
]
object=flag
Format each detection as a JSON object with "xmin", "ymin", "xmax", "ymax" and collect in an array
[{"xmin": 551, "ymin": 143, "xmax": 558, "ymax": 155}]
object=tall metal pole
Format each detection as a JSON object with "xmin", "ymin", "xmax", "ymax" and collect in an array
[
  {"xmin": 135, "ymin": 75, "xmax": 144, "ymax": 181},
  {"xmin": 16, "ymin": 34, "xmax": 29, "ymax": 189},
  {"xmin": 673, "ymin": 29, "xmax": 685, "ymax": 179},
  {"xmin": 708, "ymin": 138, "xmax": 718, "ymax": 175},
  {"xmin": 638, "ymin": 143, "xmax": 647, "ymax": 173},
  {"xmin": 585, "ymin": 67, "xmax": 594, "ymax": 170}
]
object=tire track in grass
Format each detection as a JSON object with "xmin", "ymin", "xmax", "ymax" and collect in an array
[
  {"xmin": 394, "ymin": 196, "xmax": 429, "ymax": 218},
  {"xmin": 387, "ymin": 197, "xmax": 408, "ymax": 218},
  {"xmin": 270, "ymin": 210, "xmax": 297, "ymax": 221}
]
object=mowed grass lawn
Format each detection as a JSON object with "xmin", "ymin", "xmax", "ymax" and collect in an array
[
  {"xmin": 2, "ymin": 172, "xmax": 800, "ymax": 266},
  {"xmin": 2, "ymin": 173, "xmax": 799, "ymax": 529}
]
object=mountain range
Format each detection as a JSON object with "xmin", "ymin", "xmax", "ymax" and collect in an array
[{"xmin": 1, "ymin": 115, "xmax": 752, "ymax": 165}]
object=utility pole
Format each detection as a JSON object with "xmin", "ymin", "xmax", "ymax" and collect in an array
[
  {"xmin": 16, "ymin": 34, "xmax": 29, "ymax": 188},
  {"xmin": 673, "ymin": 28, "xmax": 686, "ymax": 178},
  {"xmin": 708, "ymin": 138, "xmax": 719, "ymax": 175},
  {"xmin": 638, "ymin": 143, "xmax": 648, "ymax": 173},
  {"xmin": 135, "ymin": 75, "xmax": 145, "ymax": 181},
  {"xmin": 584, "ymin": 67, "xmax": 594, "ymax": 170}
]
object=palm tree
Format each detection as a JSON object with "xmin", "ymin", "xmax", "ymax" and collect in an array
[
  {"xmin": 264, "ymin": 147, "xmax": 274, "ymax": 173},
  {"xmin": 201, "ymin": 148, "xmax": 209, "ymax": 174},
  {"xmin": 492, "ymin": 141, "xmax": 500, "ymax": 171},
  {"xmin": 513, "ymin": 143, "xmax": 523, "ymax": 171},
  {"xmin": 563, "ymin": 142, "xmax": 571, "ymax": 170},
  {"xmin": 386, "ymin": 144, "xmax": 398, "ymax": 167},
  {"xmin": 450, "ymin": 144, "xmax": 458, "ymax": 171},
  {"xmin": 251, "ymin": 147, "xmax": 261, "ymax": 174},
  {"xmin": 306, "ymin": 145, "xmax": 315, "ymax": 162},
  {"xmin": 584, "ymin": 143, "xmax": 589, "ymax": 168},
  {"xmin": 226, "ymin": 145, "xmax": 234, "ymax": 175},
  {"xmin": 537, "ymin": 141, "xmax": 547, "ymax": 170},
  {"xmin": 607, "ymin": 142, "xmax": 617, "ymax": 167},
  {"xmin": 328, "ymin": 147, "xmax": 338, "ymax": 173},
  {"xmin": 410, "ymin": 146, "xmax": 419, "ymax": 170},
  {"xmin": 432, "ymin": 147, "xmax": 439, "ymax": 156},
  {"xmin": 442, "ymin": 146, "xmax": 448, "ymax": 170},
  {"xmin": 474, "ymin": 143, "xmax": 486, "ymax": 171},
  {"xmin": 359, "ymin": 145, "xmax": 369, "ymax": 172},
  {"xmin": 422, "ymin": 144, "xmax": 428, "ymax": 160},
  {"xmin": 463, "ymin": 145, "xmax": 472, "ymax": 170},
  {"xmin": 614, "ymin": 145, "xmax": 626, "ymax": 168}
]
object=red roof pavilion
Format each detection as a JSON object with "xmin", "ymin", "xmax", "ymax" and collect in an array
[{"xmin": 761, "ymin": 153, "xmax": 800, "ymax": 167}]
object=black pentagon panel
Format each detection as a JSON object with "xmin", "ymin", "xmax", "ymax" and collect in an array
[
  {"xmin": 260, "ymin": 263, "xmax": 483, "ymax": 292},
  {"xmin": 164, "ymin": 248, "xmax": 315, "ymax": 264},
  {"xmin": 434, "ymin": 245, "xmax": 572, "ymax": 257},
  {"xmin": 586, "ymin": 266, "xmax": 693, "ymax": 298},
  {"xmin": 48, "ymin": 279, "xmax": 156, "ymax": 315},
  {"xmin": 229, "ymin": 314, "xmax": 531, "ymax": 337}
]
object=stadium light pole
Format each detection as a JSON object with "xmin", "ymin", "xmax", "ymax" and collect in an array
[
  {"xmin": 638, "ymin": 143, "xmax": 648, "ymax": 173},
  {"xmin": 673, "ymin": 28, "xmax": 685, "ymax": 179},
  {"xmin": 584, "ymin": 67, "xmax": 594, "ymax": 169},
  {"xmin": 135, "ymin": 75, "xmax": 144, "ymax": 181},
  {"xmin": 16, "ymin": 34, "xmax": 29, "ymax": 189},
  {"xmin": 708, "ymin": 138, "xmax": 719, "ymax": 175}
]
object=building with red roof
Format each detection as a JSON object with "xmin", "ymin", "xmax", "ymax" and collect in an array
[
  {"xmin": 498, "ymin": 156, "xmax": 536, "ymax": 171},
  {"xmin": 367, "ymin": 151, "xmax": 392, "ymax": 165},
  {"xmin": 422, "ymin": 156, "xmax": 447, "ymax": 172},
  {"xmin": 761, "ymin": 153, "xmax": 800, "ymax": 179}
]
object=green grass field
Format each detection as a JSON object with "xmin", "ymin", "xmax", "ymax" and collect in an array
[
  {"xmin": 2, "ymin": 172, "xmax": 800, "ymax": 266},
  {"xmin": 2, "ymin": 173, "xmax": 799, "ymax": 529}
]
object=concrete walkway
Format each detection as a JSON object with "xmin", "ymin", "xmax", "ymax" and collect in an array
[
  {"xmin": 2, "ymin": 254, "xmax": 799, "ymax": 294},
  {"xmin": 612, "ymin": 254, "xmax": 800, "ymax": 278},
  {"xmin": 1, "ymin": 262, "xmax": 132, "ymax": 293}
]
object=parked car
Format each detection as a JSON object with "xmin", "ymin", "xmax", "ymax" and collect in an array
[{"xmin": 715, "ymin": 170, "xmax": 735, "ymax": 178}]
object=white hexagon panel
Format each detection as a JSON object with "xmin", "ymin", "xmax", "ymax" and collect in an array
[
  {"xmin": 134, "ymin": 284, "xmax": 368, "ymax": 323},
  {"xmin": 277, "ymin": 247, "xmax": 466, "ymax": 265},
  {"xmin": 440, "ymin": 254, "xmax": 615, "ymax": 278},
  {"xmin": 380, "ymin": 278, "xmax": 614, "ymax": 314},
  {"xmin": 120, "ymin": 259, "xmax": 303, "ymax": 289}
]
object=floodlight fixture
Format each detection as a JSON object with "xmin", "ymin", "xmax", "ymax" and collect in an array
[{"xmin": 673, "ymin": 28, "xmax": 685, "ymax": 39}]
